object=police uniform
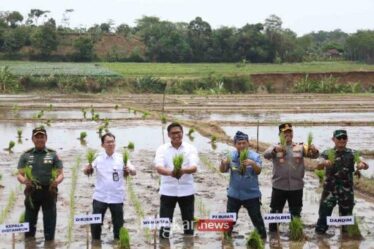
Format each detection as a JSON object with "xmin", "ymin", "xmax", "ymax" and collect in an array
[
  {"xmin": 17, "ymin": 129, "xmax": 63, "ymax": 241},
  {"xmin": 315, "ymin": 133, "xmax": 357, "ymax": 234},
  {"xmin": 264, "ymin": 123, "xmax": 319, "ymax": 232}
]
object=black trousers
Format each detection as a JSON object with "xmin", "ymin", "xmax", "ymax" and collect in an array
[
  {"xmin": 91, "ymin": 199, "xmax": 124, "ymax": 240},
  {"xmin": 159, "ymin": 195, "xmax": 194, "ymax": 238},
  {"xmin": 25, "ymin": 186, "xmax": 57, "ymax": 241},
  {"xmin": 226, "ymin": 196, "xmax": 266, "ymax": 239},
  {"xmin": 269, "ymin": 188, "xmax": 303, "ymax": 232}
]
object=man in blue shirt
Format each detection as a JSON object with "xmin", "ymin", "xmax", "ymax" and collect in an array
[{"xmin": 220, "ymin": 131, "xmax": 266, "ymax": 239}]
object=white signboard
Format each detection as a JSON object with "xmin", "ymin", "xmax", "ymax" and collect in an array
[
  {"xmin": 142, "ymin": 218, "xmax": 170, "ymax": 229},
  {"xmin": 0, "ymin": 223, "xmax": 29, "ymax": 234},
  {"xmin": 74, "ymin": 214, "xmax": 102, "ymax": 225},
  {"xmin": 263, "ymin": 213, "xmax": 291, "ymax": 224},
  {"xmin": 209, "ymin": 212, "xmax": 237, "ymax": 221},
  {"xmin": 327, "ymin": 216, "xmax": 354, "ymax": 226}
]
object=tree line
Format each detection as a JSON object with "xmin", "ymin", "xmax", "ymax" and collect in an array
[{"xmin": 0, "ymin": 9, "xmax": 373, "ymax": 63}]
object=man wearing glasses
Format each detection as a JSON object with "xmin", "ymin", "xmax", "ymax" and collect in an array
[
  {"xmin": 315, "ymin": 129, "xmax": 369, "ymax": 235},
  {"xmin": 154, "ymin": 122, "xmax": 198, "ymax": 239},
  {"xmin": 83, "ymin": 133, "xmax": 136, "ymax": 241}
]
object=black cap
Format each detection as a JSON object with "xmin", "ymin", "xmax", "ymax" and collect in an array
[
  {"xmin": 333, "ymin": 129, "xmax": 347, "ymax": 138},
  {"xmin": 279, "ymin": 123, "xmax": 293, "ymax": 133},
  {"xmin": 32, "ymin": 127, "xmax": 47, "ymax": 136}
]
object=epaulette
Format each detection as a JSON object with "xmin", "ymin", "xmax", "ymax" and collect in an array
[
  {"xmin": 24, "ymin": 148, "xmax": 34, "ymax": 153},
  {"xmin": 46, "ymin": 148, "xmax": 56, "ymax": 152}
]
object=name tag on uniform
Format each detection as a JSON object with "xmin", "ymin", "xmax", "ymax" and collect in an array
[{"xmin": 113, "ymin": 171, "xmax": 119, "ymax": 181}]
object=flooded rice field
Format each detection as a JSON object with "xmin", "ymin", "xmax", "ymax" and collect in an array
[{"xmin": 0, "ymin": 94, "xmax": 373, "ymax": 249}]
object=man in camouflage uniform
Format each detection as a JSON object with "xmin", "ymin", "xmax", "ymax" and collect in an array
[
  {"xmin": 315, "ymin": 129, "xmax": 369, "ymax": 234},
  {"xmin": 264, "ymin": 123, "xmax": 319, "ymax": 232},
  {"xmin": 16, "ymin": 127, "xmax": 64, "ymax": 241}
]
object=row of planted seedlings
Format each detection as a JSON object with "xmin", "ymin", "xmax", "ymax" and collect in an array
[{"xmin": 67, "ymin": 157, "xmax": 81, "ymax": 246}]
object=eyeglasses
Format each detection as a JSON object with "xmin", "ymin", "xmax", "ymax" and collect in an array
[
  {"xmin": 336, "ymin": 136, "xmax": 347, "ymax": 140},
  {"xmin": 170, "ymin": 131, "xmax": 182, "ymax": 135}
]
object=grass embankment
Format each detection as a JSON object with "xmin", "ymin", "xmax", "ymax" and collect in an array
[
  {"xmin": 1, "ymin": 61, "xmax": 373, "ymax": 94},
  {"xmin": 101, "ymin": 61, "xmax": 374, "ymax": 79}
]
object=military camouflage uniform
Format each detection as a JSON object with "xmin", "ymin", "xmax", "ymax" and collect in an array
[
  {"xmin": 17, "ymin": 147, "xmax": 63, "ymax": 241},
  {"xmin": 315, "ymin": 148, "xmax": 356, "ymax": 234}
]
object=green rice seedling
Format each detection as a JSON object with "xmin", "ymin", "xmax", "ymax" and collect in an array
[
  {"xmin": 17, "ymin": 128, "xmax": 22, "ymax": 138},
  {"xmin": 347, "ymin": 216, "xmax": 362, "ymax": 238},
  {"xmin": 307, "ymin": 132, "xmax": 313, "ymax": 147},
  {"xmin": 353, "ymin": 151, "xmax": 362, "ymax": 178},
  {"xmin": 246, "ymin": 229, "xmax": 264, "ymax": 249},
  {"xmin": 327, "ymin": 149, "xmax": 336, "ymax": 165},
  {"xmin": 118, "ymin": 227, "xmax": 130, "ymax": 249},
  {"xmin": 19, "ymin": 211, "xmax": 25, "ymax": 223},
  {"xmin": 81, "ymin": 108, "xmax": 87, "ymax": 119},
  {"xmin": 67, "ymin": 158, "xmax": 80, "ymax": 244},
  {"xmin": 354, "ymin": 151, "xmax": 361, "ymax": 164},
  {"xmin": 86, "ymin": 149, "xmax": 97, "ymax": 165},
  {"xmin": 314, "ymin": 169, "xmax": 325, "ymax": 184},
  {"xmin": 103, "ymin": 118, "xmax": 110, "ymax": 128},
  {"xmin": 0, "ymin": 189, "xmax": 17, "ymax": 224},
  {"xmin": 239, "ymin": 149, "xmax": 248, "ymax": 175},
  {"xmin": 123, "ymin": 149, "xmax": 130, "ymax": 166},
  {"xmin": 51, "ymin": 167, "xmax": 58, "ymax": 182},
  {"xmin": 188, "ymin": 128, "xmax": 195, "ymax": 136},
  {"xmin": 80, "ymin": 131, "xmax": 87, "ymax": 140},
  {"xmin": 289, "ymin": 217, "xmax": 304, "ymax": 241},
  {"xmin": 142, "ymin": 111, "xmax": 149, "ymax": 119},
  {"xmin": 5, "ymin": 140, "xmax": 15, "ymax": 152},
  {"xmin": 94, "ymin": 113, "xmax": 100, "ymax": 121},
  {"xmin": 36, "ymin": 110, "xmax": 44, "ymax": 119},
  {"xmin": 98, "ymin": 125, "xmax": 104, "ymax": 135},
  {"xmin": 211, "ymin": 135, "xmax": 217, "ymax": 144},
  {"xmin": 279, "ymin": 132, "xmax": 287, "ymax": 150},
  {"xmin": 12, "ymin": 104, "xmax": 19, "ymax": 114},
  {"xmin": 161, "ymin": 114, "xmax": 167, "ymax": 124},
  {"xmin": 115, "ymin": 104, "xmax": 119, "ymax": 110},
  {"xmin": 127, "ymin": 142, "xmax": 135, "ymax": 150},
  {"xmin": 45, "ymin": 119, "xmax": 51, "ymax": 126},
  {"xmin": 173, "ymin": 154, "xmax": 184, "ymax": 176},
  {"xmin": 48, "ymin": 104, "xmax": 53, "ymax": 111}
]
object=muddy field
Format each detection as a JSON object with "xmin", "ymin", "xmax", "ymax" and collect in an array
[{"xmin": 0, "ymin": 93, "xmax": 373, "ymax": 249}]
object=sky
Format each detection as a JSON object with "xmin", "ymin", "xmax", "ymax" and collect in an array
[{"xmin": 2, "ymin": 0, "xmax": 374, "ymax": 36}]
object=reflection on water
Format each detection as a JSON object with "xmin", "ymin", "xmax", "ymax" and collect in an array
[
  {"xmin": 0, "ymin": 121, "xmax": 230, "ymax": 155},
  {"xmin": 175, "ymin": 112, "xmax": 374, "ymax": 122}
]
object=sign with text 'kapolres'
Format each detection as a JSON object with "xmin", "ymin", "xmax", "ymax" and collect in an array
[
  {"xmin": 142, "ymin": 218, "xmax": 170, "ymax": 229},
  {"xmin": 327, "ymin": 216, "xmax": 354, "ymax": 226},
  {"xmin": 263, "ymin": 213, "xmax": 291, "ymax": 224},
  {"xmin": 209, "ymin": 212, "xmax": 237, "ymax": 221},
  {"xmin": 74, "ymin": 214, "xmax": 102, "ymax": 225},
  {"xmin": 0, "ymin": 223, "xmax": 29, "ymax": 234}
]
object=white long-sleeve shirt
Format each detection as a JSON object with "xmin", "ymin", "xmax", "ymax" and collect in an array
[
  {"xmin": 92, "ymin": 152, "xmax": 135, "ymax": 203},
  {"xmin": 154, "ymin": 142, "xmax": 199, "ymax": 197}
]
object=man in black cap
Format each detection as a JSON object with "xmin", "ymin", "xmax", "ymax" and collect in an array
[
  {"xmin": 315, "ymin": 129, "xmax": 369, "ymax": 235},
  {"xmin": 16, "ymin": 127, "xmax": 64, "ymax": 241},
  {"xmin": 264, "ymin": 123, "xmax": 319, "ymax": 232}
]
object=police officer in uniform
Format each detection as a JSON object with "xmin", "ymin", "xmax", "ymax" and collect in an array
[
  {"xmin": 16, "ymin": 127, "xmax": 64, "ymax": 241},
  {"xmin": 264, "ymin": 123, "xmax": 319, "ymax": 232},
  {"xmin": 315, "ymin": 129, "xmax": 369, "ymax": 235}
]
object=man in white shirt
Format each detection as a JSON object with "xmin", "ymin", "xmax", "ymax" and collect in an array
[
  {"xmin": 154, "ymin": 122, "xmax": 199, "ymax": 239},
  {"xmin": 84, "ymin": 133, "xmax": 136, "ymax": 241}
]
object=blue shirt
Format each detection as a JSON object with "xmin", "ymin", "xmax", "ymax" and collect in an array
[{"xmin": 227, "ymin": 150, "xmax": 262, "ymax": 201}]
